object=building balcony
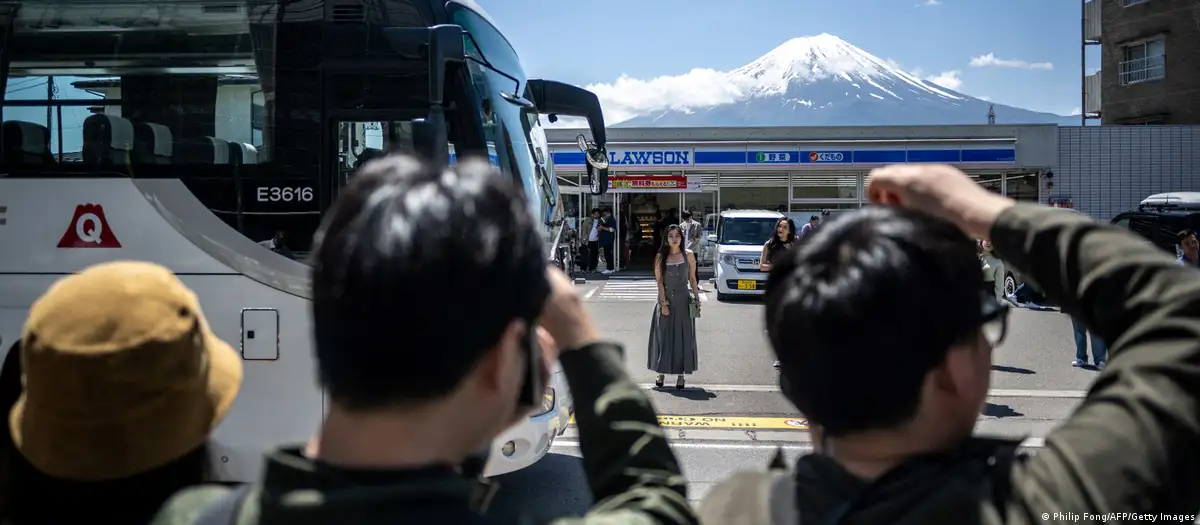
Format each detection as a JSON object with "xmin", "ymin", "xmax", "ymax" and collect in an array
[
  {"xmin": 1119, "ymin": 55, "xmax": 1165, "ymax": 85},
  {"xmin": 1084, "ymin": 72, "xmax": 1102, "ymax": 114},
  {"xmin": 1084, "ymin": 0, "xmax": 1102, "ymax": 41}
]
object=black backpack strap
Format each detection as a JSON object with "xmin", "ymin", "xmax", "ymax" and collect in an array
[{"xmin": 193, "ymin": 484, "xmax": 253, "ymax": 525}]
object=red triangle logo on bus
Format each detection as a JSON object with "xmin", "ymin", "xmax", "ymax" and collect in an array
[{"xmin": 57, "ymin": 204, "xmax": 122, "ymax": 248}]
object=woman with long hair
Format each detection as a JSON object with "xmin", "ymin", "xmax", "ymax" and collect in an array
[
  {"xmin": 648, "ymin": 225, "xmax": 701, "ymax": 389},
  {"xmin": 759, "ymin": 217, "xmax": 797, "ymax": 273},
  {"xmin": 760, "ymin": 218, "xmax": 796, "ymax": 369}
]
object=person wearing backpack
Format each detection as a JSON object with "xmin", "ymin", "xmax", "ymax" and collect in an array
[
  {"xmin": 700, "ymin": 164, "xmax": 1200, "ymax": 524},
  {"xmin": 151, "ymin": 154, "xmax": 696, "ymax": 525}
]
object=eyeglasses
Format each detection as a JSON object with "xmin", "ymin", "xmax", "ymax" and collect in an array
[{"xmin": 978, "ymin": 294, "xmax": 1011, "ymax": 348}]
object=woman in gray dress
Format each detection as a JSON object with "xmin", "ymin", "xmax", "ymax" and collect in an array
[{"xmin": 648, "ymin": 224, "xmax": 701, "ymax": 389}]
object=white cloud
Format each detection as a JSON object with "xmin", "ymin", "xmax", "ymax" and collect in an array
[
  {"xmin": 542, "ymin": 68, "xmax": 747, "ymax": 128},
  {"xmin": 919, "ymin": 0, "xmax": 941, "ymax": 5},
  {"xmin": 969, "ymin": 53, "xmax": 1053, "ymax": 70},
  {"xmin": 1069, "ymin": 107, "xmax": 1082, "ymax": 116},
  {"xmin": 925, "ymin": 70, "xmax": 962, "ymax": 91},
  {"xmin": 978, "ymin": 95, "xmax": 992, "ymax": 101}
]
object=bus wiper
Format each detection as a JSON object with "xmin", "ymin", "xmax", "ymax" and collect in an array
[{"xmin": 463, "ymin": 33, "xmax": 532, "ymax": 108}]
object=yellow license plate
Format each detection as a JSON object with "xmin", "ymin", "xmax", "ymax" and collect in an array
[{"xmin": 737, "ymin": 280, "xmax": 757, "ymax": 290}]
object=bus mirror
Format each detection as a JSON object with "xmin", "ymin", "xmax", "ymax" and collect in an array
[
  {"xmin": 380, "ymin": 24, "xmax": 464, "ymax": 106},
  {"xmin": 425, "ymin": 24, "xmax": 465, "ymax": 106},
  {"xmin": 587, "ymin": 163, "xmax": 608, "ymax": 196}
]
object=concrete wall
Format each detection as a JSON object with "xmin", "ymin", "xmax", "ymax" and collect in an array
[
  {"xmin": 1099, "ymin": 0, "xmax": 1200, "ymax": 124},
  {"xmin": 1055, "ymin": 125, "xmax": 1200, "ymax": 220}
]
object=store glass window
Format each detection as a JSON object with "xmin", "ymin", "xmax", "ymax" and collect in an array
[
  {"xmin": 791, "ymin": 172, "xmax": 859, "ymax": 200},
  {"xmin": 719, "ymin": 171, "xmax": 789, "ymax": 212},
  {"xmin": 973, "ymin": 172, "xmax": 1003, "ymax": 194},
  {"xmin": 1005, "ymin": 172, "xmax": 1039, "ymax": 202}
]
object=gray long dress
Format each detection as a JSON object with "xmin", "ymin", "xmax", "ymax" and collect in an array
[{"xmin": 647, "ymin": 258, "xmax": 700, "ymax": 374}]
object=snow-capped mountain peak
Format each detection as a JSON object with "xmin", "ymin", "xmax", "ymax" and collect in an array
[
  {"xmin": 728, "ymin": 33, "xmax": 961, "ymax": 101},
  {"xmin": 609, "ymin": 33, "xmax": 1074, "ymax": 128}
]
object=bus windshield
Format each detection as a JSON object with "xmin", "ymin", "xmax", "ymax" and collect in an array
[{"xmin": 0, "ymin": 0, "xmax": 558, "ymax": 259}]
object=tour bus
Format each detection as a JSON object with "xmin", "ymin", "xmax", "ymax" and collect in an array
[{"xmin": 0, "ymin": 0, "xmax": 611, "ymax": 479}]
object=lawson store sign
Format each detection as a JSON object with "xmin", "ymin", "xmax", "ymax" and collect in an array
[{"xmin": 552, "ymin": 145, "xmax": 1017, "ymax": 170}]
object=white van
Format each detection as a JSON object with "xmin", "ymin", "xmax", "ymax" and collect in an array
[{"xmin": 710, "ymin": 209, "xmax": 785, "ymax": 300}]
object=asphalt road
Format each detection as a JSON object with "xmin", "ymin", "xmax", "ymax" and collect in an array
[{"xmin": 486, "ymin": 278, "xmax": 1102, "ymax": 520}]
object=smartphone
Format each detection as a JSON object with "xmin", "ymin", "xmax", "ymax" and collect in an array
[{"xmin": 516, "ymin": 319, "xmax": 546, "ymax": 409}]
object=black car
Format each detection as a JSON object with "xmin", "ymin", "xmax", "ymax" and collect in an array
[{"xmin": 1111, "ymin": 193, "xmax": 1200, "ymax": 255}]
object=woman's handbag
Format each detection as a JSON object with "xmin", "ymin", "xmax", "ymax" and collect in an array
[{"xmin": 689, "ymin": 297, "xmax": 701, "ymax": 319}]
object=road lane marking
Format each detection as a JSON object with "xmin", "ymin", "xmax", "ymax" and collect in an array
[
  {"xmin": 590, "ymin": 280, "xmax": 708, "ymax": 302},
  {"xmin": 552, "ymin": 437, "xmax": 1045, "ymax": 451},
  {"xmin": 634, "ymin": 384, "xmax": 1088, "ymax": 398},
  {"xmin": 582, "ymin": 288, "xmax": 598, "ymax": 299},
  {"xmin": 568, "ymin": 414, "xmax": 809, "ymax": 430}
]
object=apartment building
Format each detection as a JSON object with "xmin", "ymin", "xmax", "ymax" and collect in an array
[{"xmin": 1083, "ymin": 0, "xmax": 1200, "ymax": 125}]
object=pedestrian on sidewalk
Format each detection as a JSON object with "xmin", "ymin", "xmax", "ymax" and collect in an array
[
  {"xmin": 580, "ymin": 208, "xmax": 601, "ymax": 272},
  {"xmin": 598, "ymin": 208, "xmax": 617, "ymax": 274},
  {"xmin": 1070, "ymin": 315, "xmax": 1106, "ymax": 370},
  {"xmin": 648, "ymin": 225, "xmax": 700, "ymax": 389},
  {"xmin": 1178, "ymin": 229, "xmax": 1199, "ymax": 267},
  {"xmin": 760, "ymin": 217, "xmax": 796, "ymax": 370}
]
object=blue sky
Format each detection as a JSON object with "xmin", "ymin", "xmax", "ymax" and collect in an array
[{"xmin": 479, "ymin": 0, "xmax": 1099, "ymax": 122}]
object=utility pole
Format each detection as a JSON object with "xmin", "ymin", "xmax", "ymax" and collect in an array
[
  {"xmin": 44, "ymin": 76, "xmax": 53, "ymax": 129},
  {"xmin": 987, "ymin": 103, "xmax": 996, "ymax": 125}
]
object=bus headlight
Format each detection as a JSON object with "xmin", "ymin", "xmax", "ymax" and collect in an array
[{"xmin": 531, "ymin": 386, "xmax": 555, "ymax": 417}]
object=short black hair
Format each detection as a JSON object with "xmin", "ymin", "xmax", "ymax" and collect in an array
[
  {"xmin": 591, "ymin": 208, "xmax": 601, "ymax": 214},
  {"xmin": 311, "ymin": 154, "xmax": 549, "ymax": 410},
  {"xmin": 1178, "ymin": 229, "xmax": 1197, "ymax": 243},
  {"xmin": 809, "ymin": 215, "xmax": 820, "ymax": 221},
  {"xmin": 765, "ymin": 206, "xmax": 983, "ymax": 436},
  {"xmin": 681, "ymin": 211, "xmax": 692, "ymax": 220}
]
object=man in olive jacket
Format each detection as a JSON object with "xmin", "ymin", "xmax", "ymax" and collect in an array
[
  {"xmin": 151, "ymin": 155, "xmax": 695, "ymax": 525},
  {"xmin": 700, "ymin": 164, "xmax": 1200, "ymax": 524}
]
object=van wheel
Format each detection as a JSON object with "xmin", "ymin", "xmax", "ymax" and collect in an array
[
  {"xmin": 1004, "ymin": 273, "xmax": 1017, "ymax": 298},
  {"xmin": 716, "ymin": 292, "xmax": 728, "ymax": 302},
  {"xmin": 0, "ymin": 342, "xmax": 22, "ymax": 448}
]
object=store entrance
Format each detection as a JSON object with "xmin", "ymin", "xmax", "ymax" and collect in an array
[{"xmin": 623, "ymin": 193, "xmax": 682, "ymax": 270}]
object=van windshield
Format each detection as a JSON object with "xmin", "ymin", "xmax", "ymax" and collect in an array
[{"xmin": 719, "ymin": 217, "xmax": 779, "ymax": 246}]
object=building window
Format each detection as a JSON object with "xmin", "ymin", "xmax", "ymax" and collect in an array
[
  {"xmin": 1122, "ymin": 0, "xmax": 1151, "ymax": 6},
  {"xmin": 1119, "ymin": 37, "xmax": 1166, "ymax": 85}
]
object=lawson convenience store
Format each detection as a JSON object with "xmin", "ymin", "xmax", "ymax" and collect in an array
[{"xmin": 547, "ymin": 124, "xmax": 1057, "ymax": 267}]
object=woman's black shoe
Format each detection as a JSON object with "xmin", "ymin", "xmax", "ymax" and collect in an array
[{"xmin": 675, "ymin": 376, "xmax": 686, "ymax": 390}]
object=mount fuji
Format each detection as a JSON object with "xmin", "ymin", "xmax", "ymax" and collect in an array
[{"xmin": 613, "ymin": 34, "xmax": 1075, "ymax": 127}]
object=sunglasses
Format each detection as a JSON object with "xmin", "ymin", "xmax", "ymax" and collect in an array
[{"xmin": 978, "ymin": 293, "xmax": 1011, "ymax": 348}]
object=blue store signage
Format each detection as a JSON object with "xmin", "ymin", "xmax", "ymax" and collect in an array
[
  {"xmin": 608, "ymin": 150, "xmax": 692, "ymax": 166},
  {"xmin": 749, "ymin": 151, "xmax": 797, "ymax": 164},
  {"xmin": 801, "ymin": 151, "xmax": 853, "ymax": 163},
  {"xmin": 551, "ymin": 146, "xmax": 1015, "ymax": 168}
]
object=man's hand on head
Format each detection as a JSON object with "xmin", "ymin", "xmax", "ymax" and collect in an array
[{"xmin": 865, "ymin": 164, "xmax": 1015, "ymax": 240}]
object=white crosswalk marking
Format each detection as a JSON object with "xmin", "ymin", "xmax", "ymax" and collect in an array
[{"xmin": 591, "ymin": 279, "xmax": 709, "ymax": 302}]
